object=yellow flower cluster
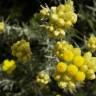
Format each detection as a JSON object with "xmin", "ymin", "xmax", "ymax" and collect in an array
[
  {"xmin": 40, "ymin": 6, "xmax": 49, "ymax": 17},
  {"xmin": 55, "ymin": 62, "xmax": 85, "ymax": 93},
  {"xmin": 56, "ymin": 94, "xmax": 61, "ymax": 96},
  {"xmin": 39, "ymin": 0, "xmax": 77, "ymax": 38},
  {"xmin": 87, "ymin": 34, "xmax": 96, "ymax": 52},
  {"xmin": 83, "ymin": 52, "xmax": 96, "ymax": 80},
  {"xmin": 54, "ymin": 41, "xmax": 96, "ymax": 92},
  {"xmin": 54, "ymin": 41, "xmax": 81, "ymax": 59},
  {"xmin": 11, "ymin": 39, "xmax": 32, "ymax": 63},
  {"xmin": 36, "ymin": 71, "xmax": 50, "ymax": 85},
  {"xmin": 2, "ymin": 59, "xmax": 16, "ymax": 74},
  {"xmin": 0, "ymin": 21, "xmax": 5, "ymax": 32}
]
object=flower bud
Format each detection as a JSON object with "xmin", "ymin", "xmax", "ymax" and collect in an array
[
  {"xmin": 58, "ymin": 81, "xmax": 67, "ymax": 89},
  {"xmin": 0, "ymin": 22, "xmax": 5, "ymax": 32}
]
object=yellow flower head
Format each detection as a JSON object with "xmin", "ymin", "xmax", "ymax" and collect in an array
[
  {"xmin": 67, "ymin": 81, "xmax": 76, "ymax": 93},
  {"xmin": 57, "ymin": 11, "xmax": 65, "ymax": 18},
  {"xmin": 84, "ymin": 51, "xmax": 92, "ymax": 60},
  {"xmin": 50, "ymin": 13, "xmax": 59, "ymax": 22},
  {"xmin": 56, "ymin": 94, "xmax": 61, "ymax": 96},
  {"xmin": 54, "ymin": 74, "xmax": 61, "ymax": 81},
  {"xmin": 63, "ymin": 50, "xmax": 74, "ymax": 62},
  {"xmin": 36, "ymin": 71, "xmax": 50, "ymax": 85},
  {"xmin": 86, "ymin": 69, "xmax": 94, "ymax": 76},
  {"xmin": 67, "ymin": 64, "xmax": 78, "ymax": 76},
  {"xmin": 54, "ymin": 41, "xmax": 73, "ymax": 52},
  {"xmin": 53, "ymin": 28, "xmax": 65, "ymax": 37},
  {"xmin": 2, "ymin": 59, "xmax": 16, "ymax": 74},
  {"xmin": 73, "ymin": 48, "xmax": 81, "ymax": 56},
  {"xmin": 87, "ymin": 34, "xmax": 96, "ymax": 52},
  {"xmin": 80, "ymin": 65, "xmax": 88, "ymax": 72},
  {"xmin": 58, "ymin": 81, "xmax": 67, "ymax": 89},
  {"xmin": 48, "ymin": 25, "xmax": 54, "ymax": 32},
  {"xmin": 40, "ymin": 7, "xmax": 49, "ymax": 16},
  {"xmin": 11, "ymin": 39, "xmax": 32, "ymax": 63},
  {"xmin": 57, "ymin": 4, "xmax": 65, "ymax": 12},
  {"xmin": 71, "ymin": 13, "xmax": 77, "ymax": 24},
  {"xmin": 87, "ymin": 73, "xmax": 96, "ymax": 80},
  {"xmin": 73, "ymin": 56, "xmax": 85, "ymax": 67},
  {"xmin": 75, "ymin": 71, "xmax": 85, "ymax": 81},
  {"xmin": 56, "ymin": 18, "xmax": 65, "ymax": 27},
  {"xmin": 63, "ymin": 75, "xmax": 71, "ymax": 81},
  {"xmin": 50, "ymin": 6, "xmax": 57, "ymax": 13},
  {"xmin": 65, "ymin": 21, "xmax": 73, "ymax": 28},
  {"xmin": 56, "ymin": 62, "xmax": 67, "ymax": 73},
  {"xmin": 0, "ymin": 22, "xmax": 5, "ymax": 32},
  {"xmin": 63, "ymin": 12, "xmax": 72, "ymax": 20},
  {"xmin": 39, "ymin": 0, "xmax": 77, "ymax": 38},
  {"xmin": 63, "ymin": 0, "xmax": 74, "ymax": 12}
]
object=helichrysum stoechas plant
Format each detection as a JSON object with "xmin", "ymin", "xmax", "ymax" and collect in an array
[
  {"xmin": 11, "ymin": 39, "xmax": 32, "ymax": 63},
  {"xmin": 53, "ymin": 41, "xmax": 96, "ymax": 93},
  {"xmin": 0, "ymin": 0, "xmax": 96, "ymax": 95},
  {"xmin": 2, "ymin": 59, "xmax": 16, "ymax": 74},
  {"xmin": 38, "ymin": 0, "xmax": 77, "ymax": 38},
  {"xmin": 86, "ymin": 34, "xmax": 96, "ymax": 52},
  {"xmin": 36, "ymin": 71, "xmax": 50, "ymax": 85}
]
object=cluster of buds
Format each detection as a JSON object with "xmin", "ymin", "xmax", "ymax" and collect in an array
[
  {"xmin": 2, "ymin": 59, "xmax": 16, "ymax": 74},
  {"xmin": 83, "ymin": 52, "xmax": 96, "ymax": 80},
  {"xmin": 11, "ymin": 39, "xmax": 32, "ymax": 63},
  {"xmin": 39, "ymin": 0, "xmax": 77, "ymax": 38},
  {"xmin": 53, "ymin": 41, "xmax": 80, "ymax": 59},
  {"xmin": 53, "ymin": 41, "xmax": 96, "ymax": 93},
  {"xmin": 86, "ymin": 34, "xmax": 96, "ymax": 52},
  {"xmin": 40, "ymin": 6, "xmax": 50, "ymax": 17},
  {"xmin": 36, "ymin": 71, "xmax": 50, "ymax": 85}
]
